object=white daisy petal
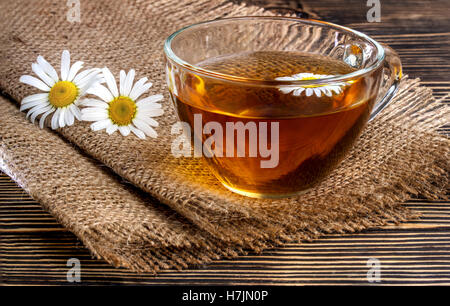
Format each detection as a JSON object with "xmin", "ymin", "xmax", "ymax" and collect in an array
[
  {"xmin": 69, "ymin": 104, "xmax": 82, "ymax": 121},
  {"xmin": 129, "ymin": 82, "xmax": 152, "ymax": 101},
  {"xmin": 118, "ymin": 125, "xmax": 131, "ymax": 136},
  {"xmin": 26, "ymin": 103, "xmax": 46, "ymax": 119},
  {"xmin": 136, "ymin": 94, "xmax": 163, "ymax": 105},
  {"xmin": 305, "ymin": 88, "xmax": 314, "ymax": 97},
  {"xmin": 73, "ymin": 68, "xmax": 100, "ymax": 84},
  {"xmin": 102, "ymin": 67, "xmax": 119, "ymax": 97},
  {"xmin": 129, "ymin": 77, "xmax": 150, "ymax": 99},
  {"xmin": 119, "ymin": 70, "xmax": 126, "ymax": 95},
  {"xmin": 275, "ymin": 76, "xmax": 296, "ymax": 81},
  {"xmin": 81, "ymin": 110, "xmax": 109, "ymax": 121},
  {"xmin": 293, "ymin": 88, "xmax": 305, "ymax": 96},
  {"xmin": 51, "ymin": 108, "xmax": 61, "ymax": 129},
  {"xmin": 324, "ymin": 88, "xmax": 332, "ymax": 97},
  {"xmin": 59, "ymin": 107, "xmax": 66, "ymax": 128},
  {"xmin": 39, "ymin": 108, "xmax": 55, "ymax": 129},
  {"xmin": 130, "ymin": 125, "xmax": 146, "ymax": 139},
  {"xmin": 135, "ymin": 115, "xmax": 159, "ymax": 127},
  {"xmin": 133, "ymin": 118, "xmax": 157, "ymax": 138},
  {"xmin": 142, "ymin": 108, "xmax": 164, "ymax": 117},
  {"xmin": 79, "ymin": 99, "xmax": 109, "ymax": 109},
  {"xmin": 30, "ymin": 104, "xmax": 52, "ymax": 123},
  {"xmin": 122, "ymin": 69, "xmax": 135, "ymax": 96},
  {"xmin": 22, "ymin": 93, "xmax": 49, "ymax": 104},
  {"xmin": 86, "ymin": 84, "xmax": 114, "ymax": 102},
  {"xmin": 279, "ymin": 87, "xmax": 295, "ymax": 94},
  {"xmin": 106, "ymin": 124, "xmax": 118, "ymax": 135},
  {"xmin": 314, "ymin": 88, "xmax": 322, "ymax": 97},
  {"xmin": 65, "ymin": 108, "xmax": 75, "ymax": 126},
  {"xmin": 32, "ymin": 63, "xmax": 55, "ymax": 87},
  {"xmin": 20, "ymin": 75, "xmax": 51, "ymax": 91},
  {"xmin": 37, "ymin": 55, "xmax": 59, "ymax": 82},
  {"xmin": 20, "ymin": 98, "xmax": 48, "ymax": 111},
  {"xmin": 60, "ymin": 50, "xmax": 71, "ymax": 81},
  {"xmin": 67, "ymin": 61, "xmax": 84, "ymax": 82},
  {"xmin": 90, "ymin": 119, "xmax": 111, "ymax": 131},
  {"xmin": 136, "ymin": 104, "xmax": 162, "ymax": 113},
  {"xmin": 78, "ymin": 73, "xmax": 103, "ymax": 96}
]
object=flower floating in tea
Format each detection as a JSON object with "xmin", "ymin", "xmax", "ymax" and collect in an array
[
  {"xmin": 275, "ymin": 73, "xmax": 346, "ymax": 97},
  {"xmin": 19, "ymin": 50, "xmax": 102, "ymax": 129},
  {"xmin": 81, "ymin": 68, "xmax": 164, "ymax": 139}
]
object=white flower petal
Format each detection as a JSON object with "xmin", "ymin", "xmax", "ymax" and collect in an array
[
  {"xmin": 51, "ymin": 108, "xmax": 61, "ymax": 129},
  {"xmin": 32, "ymin": 63, "xmax": 55, "ymax": 87},
  {"xmin": 135, "ymin": 115, "xmax": 159, "ymax": 127},
  {"xmin": 314, "ymin": 88, "xmax": 322, "ymax": 97},
  {"xmin": 22, "ymin": 93, "xmax": 49, "ymax": 104},
  {"xmin": 102, "ymin": 67, "xmax": 119, "ymax": 98},
  {"xmin": 137, "ymin": 104, "xmax": 162, "ymax": 113},
  {"xmin": 130, "ymin": 125, "xmax": 146, "ymax": 139},
  {"xmin": 118, "ymin": 125, "xmax": 131, "ymax": 136},
  {"xmin": 146, "ymin": 108, "xmax": 164, "ymax": 117},
  {"xmin": 29, "ymin": 104, "xmax": 52, "ymax": 123},
  {"xmin": 306, "ymin": 88, "xmax": 314, "ymax": 97},
  {"xmin": 129, "ymin": 78, "xmax": 150, "ymax": 100},
  {"xmin": 136, "ymin": 94, "xmax": 163, "ymax": 106},
  {"xmin": 324, "ymin": 88, "xmax": 332, "ymax": 97},
  {"xmin": 80, "ymin": 99, "xmax": 108, "ymax": 109},
  {"xmin": 119, "ymin": 70, "xmax": 126, "ymax": 95},
  {"xmin": 129, "ymin": 82, "xmax": 152, "ymax": 101},
  {"xmin": 65, "ymin": 108, "xmax": 75, "ymax": 126},
  {"xmin": 133, "ymin": 118, "xmax": 157, "ymax": 138},
  {"xmin": 90, "ymin": 119, "xmax": 112, "ymax": 131},
  {"xmin": 122, "ymin": 69, "xmax": 135, "ymax": 96},
  {"xmin": 275, "ymin": 76, "xmax": 296, "ymax": 81},
  {"xmin": 20, "ymin": 75, "xmax": 51, "ymax": 91},
  {"xmin": 20, "ymin": 98, "xmax": 48, "ymax": 111},
  {"xmin": 81, "ymin": 110, "xmax": 109, "ymax": 121},
  {"xmin": 293, "ymin": 88, "xmax": 305, "ymax": 96},
  {"xmin": 59, "ymin": 107, "xmax": 66, "ymax": 128},
  {"xmin": 86, "ymin": 84, "xmax": 114, "ymax": 102},
  {"xmin": 73, "ymin": 68, "xmax": 100, "ymax": 84},
  {"xmin": 106, "ymin": 124, "xmax": 118, "ymax": 135},
  {"xmin": 67, "ymin": 61, "xmax": 84, "ymax": 82},
  {"xmin": 39, "ymin": 108, "xmax": 55, "ymax": 129},
  {"xmin": 78, "ymin": 73, "xmax": 102, "ymax": 96},
  {"xmin": 69, "ymin": 104, "xmax": 82, "ymax": 121},
  {"xmin": 279, "ymin": 87, "xmax": 295, "ymax": 94},
  {"xmin": 60, "ymin": 50, "xmax": 71, "ymax": 81},
  {"xmin": 37, "ymin": 55, "xmax": 59, "ymax": 82}
]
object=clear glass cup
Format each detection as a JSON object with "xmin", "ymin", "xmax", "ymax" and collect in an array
[{"xmin": 164, "ymin": 16, "xmax": 402, "ymax": 198}]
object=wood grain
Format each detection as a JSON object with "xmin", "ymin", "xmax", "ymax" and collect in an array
[{"xmin": 1, "ymin": 0, "xmax": 449, "ymax": 285}]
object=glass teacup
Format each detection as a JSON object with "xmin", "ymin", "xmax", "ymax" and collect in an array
[{"xmin": 164, "ymin": 17, "xmax": 402, "ymax": 198}]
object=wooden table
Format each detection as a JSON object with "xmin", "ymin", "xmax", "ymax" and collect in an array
[{"xmin": 1, "ymin": 0, "xmax": 449, "ymax": 285}]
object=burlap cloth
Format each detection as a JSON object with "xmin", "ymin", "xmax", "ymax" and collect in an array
[{"xmin": 0, "ymin": 0, "xmax": 448, "ymax": 272}]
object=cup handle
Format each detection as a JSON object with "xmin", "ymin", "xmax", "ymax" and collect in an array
[{"xmin": 369, "ymin": 44, "xmax": 403, "ymax": 121}]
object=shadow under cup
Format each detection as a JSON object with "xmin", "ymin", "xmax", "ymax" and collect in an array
[{"xmin": 164, "ymin": 17, "xmax": 401, "ymax": 198}]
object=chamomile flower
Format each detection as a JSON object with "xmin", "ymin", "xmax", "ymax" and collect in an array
[
  {"xmin": 276, "ymin": 73, "xmax": 346, "ymax": 97},
  {"xmin": 81, "ymin": 68, "xmax": 164, "ymax": 139},
  {"xmin": 19, "ymin": 50, "xmax": 102, "ymax": 129}
]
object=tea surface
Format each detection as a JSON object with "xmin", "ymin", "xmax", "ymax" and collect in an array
[{"xmin": 172, "ymin": 51, "xmax": 374, "ymax": 197}]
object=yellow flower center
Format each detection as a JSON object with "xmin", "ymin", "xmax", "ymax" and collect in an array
[
  {"xmin": 108, "ymin": 96, "xmax": 136, "ymax": 126},
  {"xmin": 300, "ymin": 76, "xmax": 326, "ymax": 88},
  {"xmin": 48, "ymin": 81, "xmax": 78, "ymax": 108}
]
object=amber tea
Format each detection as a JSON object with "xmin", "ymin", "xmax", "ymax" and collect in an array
[{"xmin": 171, "ymin": 51, "xmax": 377, "ymax": 197}]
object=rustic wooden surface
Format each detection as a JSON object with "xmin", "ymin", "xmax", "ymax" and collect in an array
[{"xmin": 1, "ymin": 0, "xmax": 449, "ymax": 285}]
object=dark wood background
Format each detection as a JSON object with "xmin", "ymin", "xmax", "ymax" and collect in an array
[{"xmin": 1, "ymin": 0, "xmax": 449, "ymax": 285}]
